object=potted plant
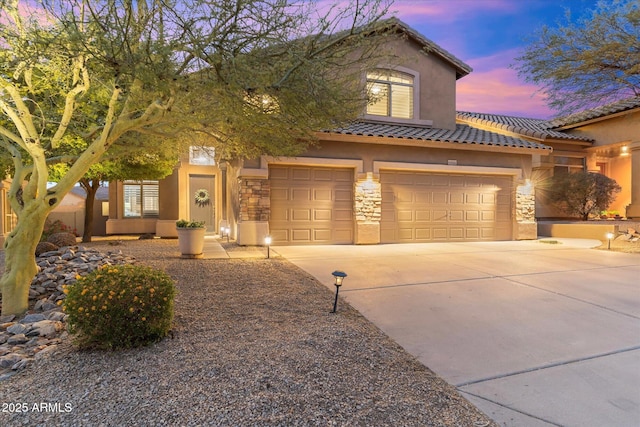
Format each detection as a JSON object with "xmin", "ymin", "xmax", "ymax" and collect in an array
[{"xmin": 176, "ymin": 219, "xmax": 206, "ymax": 258}]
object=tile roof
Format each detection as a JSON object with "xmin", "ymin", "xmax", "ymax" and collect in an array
[
  {"xmin": 388, "ymin": 18, "xmax": 472, "ymax": 79},
  {"xmin": 326, "ymin": 121, "xmax": 552, "ymax": 152},
  {"xmin": 456, "ymin": 111, "xmax": 594, "ymax": 142},
  {"xmin": 546, "ymin": 96, "xmax": 640, "ymax": 128}
]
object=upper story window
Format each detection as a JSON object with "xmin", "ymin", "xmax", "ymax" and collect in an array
[
  {"xmin": 366, "ymin": 70, "xmax": 414, "ymax": 119},
  {"xmin": 552, "ymin": 155, "xmax": 585, "ymax": 175},
  {"xmin": 189, "ymin": 146, "xmax": 215, "ymax": 166},
  {"xmin": 123, "ymin": 180, "xmax": 159, "ymax": 218}
]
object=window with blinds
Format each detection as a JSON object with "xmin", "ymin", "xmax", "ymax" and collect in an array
[
  {"xmin": 366, "ymin": 70, "xmax": 414, "ymax": 119},
  {"xmin": 123, "ymin": 181, "xmax": 159, "ymax": 217}
]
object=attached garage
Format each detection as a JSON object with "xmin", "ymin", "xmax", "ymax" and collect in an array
[
  {"xmin": 380, "ymin": 171, "xmax": 513, "ymax": 242},
  {"xmin": 269, "ymin": 165, "xmax": 354, "ymax": 244}
]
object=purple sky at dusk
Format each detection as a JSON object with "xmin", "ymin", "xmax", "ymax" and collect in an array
[{"xmin": 390, "ymin": 0, "xmax": 600, "ymax": 119}]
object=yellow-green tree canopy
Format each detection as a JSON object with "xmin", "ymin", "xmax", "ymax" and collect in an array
[{"xmin": 0, "ymin": 0, "xmax": 396, "ymax": 315}]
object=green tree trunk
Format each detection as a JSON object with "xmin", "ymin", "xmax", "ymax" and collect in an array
[{"xmin": 1, "ymin": 208, "xmax": 48, "ymax": 316}]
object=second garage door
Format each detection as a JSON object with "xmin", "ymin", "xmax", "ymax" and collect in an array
[
  {"xmin": 269, "ymin": 166, "xmax": 354, "ymax": 244},
  {"xmin": 380, "ymin": 171, "xmax": 513, "ymax": 242}
]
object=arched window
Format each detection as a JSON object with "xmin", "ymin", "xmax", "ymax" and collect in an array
[{"xmin": 366, "ymin": 70, "xmax": 414, "ymax": 119}]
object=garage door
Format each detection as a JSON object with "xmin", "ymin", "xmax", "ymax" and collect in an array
[
  {"xmin": 270, "ymin": 166, "xmax": 354, "ymax": 244},
  {"xmin": 380, "ymin": 171, "xmax": 512, "ymax": 242}
]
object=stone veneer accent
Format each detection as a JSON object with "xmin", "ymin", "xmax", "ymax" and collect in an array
[
  {"xmin": 515, "ymin": 180, "xmax": 537, "ymax": 239},
  {"xmin": 354, "ymin": 173, "xmax": 381, "ymax": 244},
  {"xmin": 355, "ymin": 174, "xmax": 382, "ymax": 222},
  {"xmin": 239, "ymin": 178, "xmax": 270, "ymax": 222}
]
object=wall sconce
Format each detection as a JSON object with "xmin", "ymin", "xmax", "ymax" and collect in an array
[
  {"xmin": 264, "ymin": 235, "xmax": 272, "ymax": 259},
  {"xmin": 331, "ymin": 270, "xmax": 347, "ymax": 313},
  {"xmin": 621, "ymin": 146, "xmax": 629, "ymax": 156},
  {"xmin": 606, "ymin": 232, "xmax": 615, "ymax": 250}
]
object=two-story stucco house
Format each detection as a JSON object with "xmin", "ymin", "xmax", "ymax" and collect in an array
[
  {"xmin": 105, "ymin": 19, "xmax": 549, "ymax": 245},
  {"xmin": 99, "ymin": 19, "xmax": 639, "ymax": 245}
]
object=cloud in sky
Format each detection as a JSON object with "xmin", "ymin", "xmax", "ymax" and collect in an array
[{"xmin": 455, "ymin": 49, "xmax": 555, "ymax": 119}]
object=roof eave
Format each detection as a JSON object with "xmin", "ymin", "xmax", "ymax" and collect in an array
[{"xmin": 319, "ymin": 131, "xmax": 552, "ymax": 155}]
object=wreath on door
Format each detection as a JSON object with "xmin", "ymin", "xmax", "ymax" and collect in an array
[{"xmin": 194, "ymin": 188, "xmax": 210, "ymax": 207}]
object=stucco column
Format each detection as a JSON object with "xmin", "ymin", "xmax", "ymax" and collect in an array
[
  {"xmin": 515, "ymin": 179, "xmax": 537, "ymax": 240},
  {"xmin": 354, "ymin": 172, "xmax": 381, "ymax": 244},
  {"xmin": 586, "ymin": 153, "xmax": 599, "ymax": 173},
  {"xmin": 625, "ymin": 141, "xmax": 640, "ymax": 219}
]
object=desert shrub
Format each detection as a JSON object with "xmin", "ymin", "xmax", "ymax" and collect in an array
[
  {"xmin": 63, "ymin": 264, "xmax": 176, "ymax": 350},
  {"xmin": 547, "ymin": 172, "xmax": 621, "ymax": 220},
  {"xmin": 41, "ymin": 219, "xmax": 77, "ymax": 241},
  {"xmin": 35, "ymin": 241, "xmax": 59, "ymax": 256},
  {"xmin": 47, "ymin": 232, "xmax": 78, "ymax": 248}
]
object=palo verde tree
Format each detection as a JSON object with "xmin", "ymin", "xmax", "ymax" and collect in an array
[
  {"xmin": 0, "ymin": 0, "xmax": 396, "ymax": 315},
  {"xmin": 515, "ymin": 0, "xmax": 640, "ymax": 114}
]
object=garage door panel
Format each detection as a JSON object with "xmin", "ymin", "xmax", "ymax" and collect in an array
[
  {"xmin": 432, "ymin": 192, "xmax": 448, "ymax": 204},
  {"xmin": 466, "ymin": 210, "xmax": 480, "ymax": 221},
  {"xmin": 291, "ymin": 168, "xmax": 312, "ymax": 180},
  {"xmin": 314, "ymin": 209, "xmax": 332, "ymax": 221},
  {"xmin": 292, "ymin": 188, "xmax": 311, "ymax": 201},
  {"xmin": 381, "ymin": 171, "xmax": 512, "ymax": 242},
  {"xmin": 415, "ymin": 228, "xmax": 431, "ymax": 240},
  {"xmin": 397, "ymin": 210, "xmax": 413, "ymax": 222},
  {"xmin": 415, "ymin": 192, "xmax": 431, "ymax": 203},
  {"xmin": 271, "ymin": 188, "xmax": 289, "ymax": 201},
  {"xmin": 292, "ymin": 209, "xmax": 311, "ymax": 221},
  {"xmin": 415, "ymin": 210, "xmax": 431, "ymax": 221},
  {"xmin": 334, "ymin": 209, "xmax": 352, "ymax": 221},
  {"xmin": 291, "ymin": 229, "xmax": 312, "ymax": 242},
  {"xmin": 314, "ymin": 189, "xmax": 332, "ymax": 201},
  {"xmin": 270, "ymin": 166, "xmax": 354, "ymax": 245}
]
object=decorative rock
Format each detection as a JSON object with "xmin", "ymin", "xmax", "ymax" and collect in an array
[
  {"xmin": 0, "ymin": 315, "xmax": 15, "ymax": 323},
  {"xmin": 32, "ymin": 320, "xmax": 63, "ymax": 337},
  {"xmin": 6, "ymin": 323, "xmax": 29, "ymax": 335},
  {"xmin": 20, "ymin": 313, "xmax": 46, "ymax": 324},
  {"xmin": 46, "ymin": 311, "xmax": 66, "ymax": 322},
  {"xmin": 0, "ymin": 353, "xmax": 23, "ymax": 368},
  {"xmin": 34, "ymin": 344, "xmax": 58, "ymax": 360},
  {"xmin": 11, "ymin": 358, "xmax": 31, "ymax": 371},
  {"xmin": 7, "ymin": 334, "xmax": 29, "ymax": 345}
]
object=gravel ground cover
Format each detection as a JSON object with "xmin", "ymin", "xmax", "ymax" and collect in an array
[{"xmin": 0, "ymin": 239, "xmax": 495, "ymax": 426}]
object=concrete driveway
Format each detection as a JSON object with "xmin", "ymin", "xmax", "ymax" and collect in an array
[{"xmin": 273, "ymin": 239, "xmax": 640, "ymax": 427}]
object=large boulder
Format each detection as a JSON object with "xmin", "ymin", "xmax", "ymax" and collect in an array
[
  {"xmin": 35, "ymin": 241, "xmax": 58, "ymax": 256},
  {"xmin": 46, "ymin": 232, "xmax": 77, "ymax": 248}
]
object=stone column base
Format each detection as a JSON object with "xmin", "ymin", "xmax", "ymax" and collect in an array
[
  {"xmin": 625, "ymin": 203, "xmax": 640, "ymax": 220},
  {"xmin": 237, "ymin": 221, "xmax": 269, "ymax": 246},
  {"xmin": 515, "ymin": 222, "xmax": 537, "ymax": 240},
  {"xmin": 355, "ymin": 222, "xmax": 380, "ymax": 244}
]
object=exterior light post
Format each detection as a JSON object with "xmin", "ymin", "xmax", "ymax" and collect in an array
[
  {"xmin": 264, "ymin": 235, "xmax": 272, "ymax": 259},
  {"xmin": 606, "ymin": 232, "xmax": 615, "ymax": 250},
  {"xmin": 225, "ymin": 227, "xmax": 230, "ymax": 242},
  {"xmin": 331, "ymin": 271, "xmax": 347, "ymax": 313}
]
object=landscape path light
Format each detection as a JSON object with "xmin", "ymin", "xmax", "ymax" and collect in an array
[
  {"xmin": 331, "ymin": 270, "xmax": 347, "ymax": 313},
  {"xmin": 264, "ymin": 235, "xmax": 272, "ymax": 259},
  {"xmin": 606, "ymin": 232, "xmax": 615, "ymax": 250}
]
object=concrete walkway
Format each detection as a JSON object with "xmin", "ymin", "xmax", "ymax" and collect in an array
[{"xmin": 272, "ymin": 240, "xmax": 640, "ymax": 427}]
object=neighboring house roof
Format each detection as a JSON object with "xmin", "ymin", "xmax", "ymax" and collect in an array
[
  {"xmin": 327, "ymin": 121, "xmax": 552, "ymax": 152},
  {"xmin": 388, "ymin": 18, "xmax": 472, "ymax": 79},
  {"xmin": 546, "ymin": 96, "xmax": 640, "ymax": 129},
  {"xmin": 456, "ymin": 111, "xmax": 594, "ymax": 143},
  {"xmin": 70, "ymin": 185, "xmax": 110, "ymax": 200}
]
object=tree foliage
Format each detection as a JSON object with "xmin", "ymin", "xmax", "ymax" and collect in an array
[
  {"xmin": 547, "ymin": 172, "xmax": 622, "ymax": 220},
  {"xmin": 515, "ymin": 0, "xmax": 640, "ymax": 114},
  {"xmin": 0, "ymin": 0, "xmax": 396, "ymax": 315}
]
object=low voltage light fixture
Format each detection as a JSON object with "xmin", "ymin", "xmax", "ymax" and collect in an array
[
  {"xmin": 264, "ymin": 235, "xmax": 272, "ymax": 259},
  {"xmin": 606, "ymin": 232, "xmax": 615, "ymax": 250},
  {"xmin": 331, "ymin": 270, "xmax": 347, "ymax": 313}
]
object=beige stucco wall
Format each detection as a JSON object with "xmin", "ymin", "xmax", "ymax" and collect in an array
[{"xmin": 366, "ymin": 38, "xmax": 458, "ymax": 130}]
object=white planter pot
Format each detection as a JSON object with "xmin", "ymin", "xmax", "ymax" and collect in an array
[{"xmin": 176, "ymin": 227, "xmax": 206, "ymax": 258}]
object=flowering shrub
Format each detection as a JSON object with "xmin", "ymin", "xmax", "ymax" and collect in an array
[
  {"xmin": 41, "ymin": 219, "xmax": 78, "ymax": 241},
  {"xmin": 63, "ymin": 264, "xmax": 176, "ymax": 350}
]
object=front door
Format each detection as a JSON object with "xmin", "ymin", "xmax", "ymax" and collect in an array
[{"xmin": 189, "ymin": 175, "xmax": 215, "ymax": 232}]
